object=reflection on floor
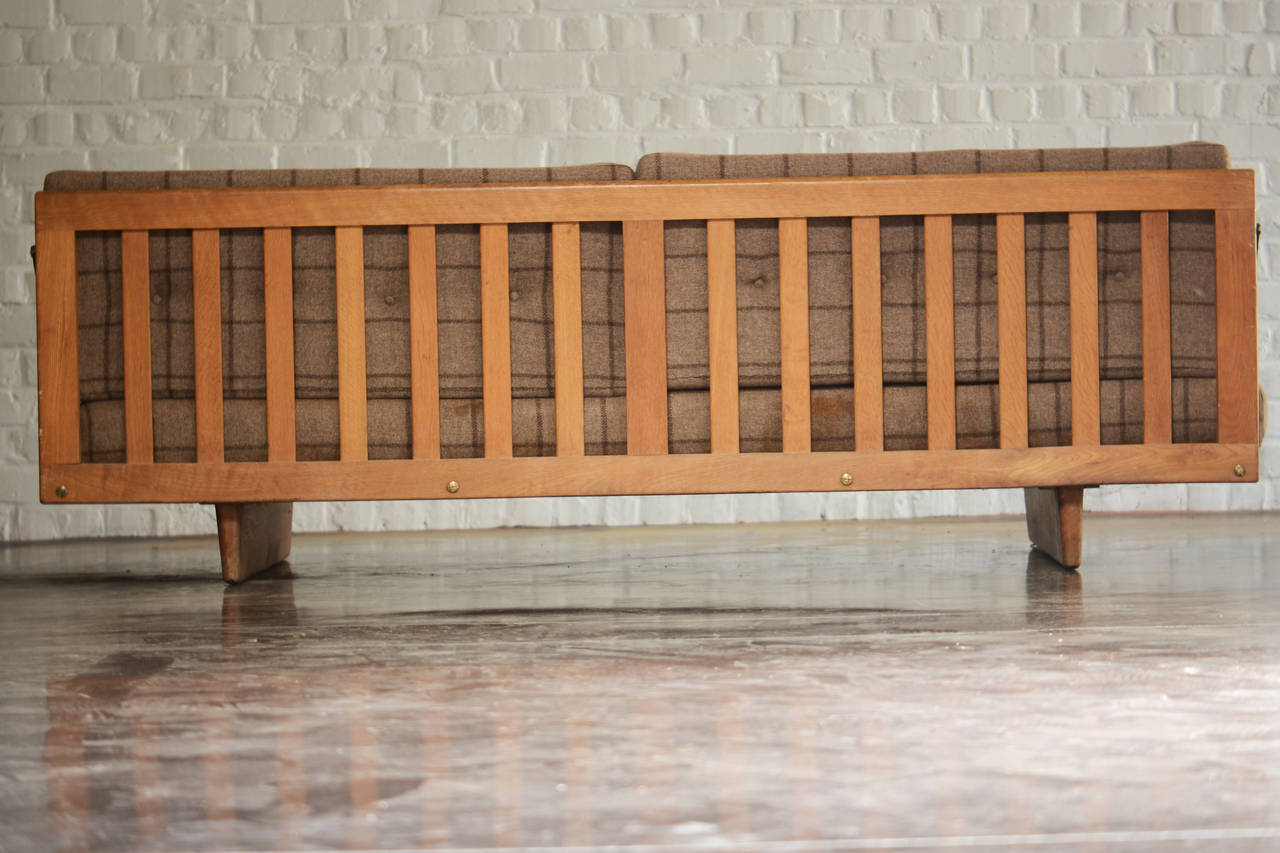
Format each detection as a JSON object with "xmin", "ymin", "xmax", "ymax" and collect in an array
[{"xmin": 2, "ymin": 513, "xmax": 1279, "ymax": 851}]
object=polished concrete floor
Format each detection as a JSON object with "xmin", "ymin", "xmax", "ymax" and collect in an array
[{"xmin": 1, "ymin": 513, "xmax": 1279, "ymax": 852}]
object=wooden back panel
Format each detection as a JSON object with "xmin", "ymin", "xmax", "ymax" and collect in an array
[{"xmin": 34, "ymin": 169, "xmax": 1257, "ymax": 505}]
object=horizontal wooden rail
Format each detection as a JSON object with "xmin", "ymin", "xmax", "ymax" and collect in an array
[
  {"xmin": 41, "ymin": 444, "xmax": 1257, "ymax": 504},
  {"xmin": 35, "ymin": 170, "xmax": 1253, "ymax": 231}
]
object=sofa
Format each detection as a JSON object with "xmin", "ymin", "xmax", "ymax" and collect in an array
[{"xmin": 34, "ymin": 142, "xmax": 1259, "ymax": 581}]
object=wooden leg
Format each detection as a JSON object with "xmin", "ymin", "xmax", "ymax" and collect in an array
[
  {"xmin": 1024, "ymin": 486, "xmax": 1084, "ymax": 569},
  {"xmin": 215, "ymin": 502, "xmax": 293, "ymax": 584}
]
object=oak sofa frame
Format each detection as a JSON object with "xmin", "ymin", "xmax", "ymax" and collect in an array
[{"xmin": 34, "ymin": 170, "xmax": 1259, "ymax": 581}]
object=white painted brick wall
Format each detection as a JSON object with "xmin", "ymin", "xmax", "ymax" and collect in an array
[{"xmin": 1, "ymin": 0, "xmax": 1278, "ymax": 543}]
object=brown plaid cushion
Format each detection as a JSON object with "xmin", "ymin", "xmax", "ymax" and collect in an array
[
  {"xmin": 50, "ymin": 165, "xmax": 632, "ymax": 405},
  {"xmin": 52, "ymin": 144, "xmax": 1227, "ymax": 464},
  {"xmin": 637, "ymin": 143, "xmax": 1225, "ymax": 391}
]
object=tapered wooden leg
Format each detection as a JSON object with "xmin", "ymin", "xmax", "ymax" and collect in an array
[
  {"xmin": 215, "ymin": 502, "xmax": 293, "ymax": 584},
  {"xmin": 1024, "ymin": 486, "xmax": 1083, "ymax": 569}
]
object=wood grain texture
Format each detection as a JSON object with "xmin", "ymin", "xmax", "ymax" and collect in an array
[
  {"xmin": 623, "ymin": 220, "xmax": 668, "ymax": 456},
  {"xmin": 707, "ymin": 219, "xmax": 739, "ymax": 454},
  {"xmin": 552, "ymin": 222, "xmax": 585, "ymax": 457},
  {"xmin": 996, "ymin": 214, "xmax": 1028, "ymax": 450},
  {"xmin": 35, "ymin": 229, "xmax": 80, "ymax": 466},
  {"xmin": 192, "ymin": 229, "xmax": 224, "ymax": 463},
  {"xmin": 121, "ymin": 230, "xmax": 153, "ymax": 464},
  {"xmin": 41, "ymin": 443, "xmax": 1256, "ymax": 505},
  {"xmin": 1215, "ymin": 207, "xmax": 1259, "ymax": 445},
  {"xmin": 1069, "ymin": 212, "xmax": 1100, "ymax": 446},
  {"xmin": 778, "ymin": 218, "xmax": 811, "ymax": 453},
  {"xmin": 1024, "ymin": 486, "xmax": 1084, "ymax": 569},
  {"xmin": 852, "ymin": 216, "xmax": 883, "ymax": 451},
  {"xmin": 263, "ymin": 228, "xmax": 295, "ymax": 462},
  {"xmin": 215, "ymin": 502, "xmax": 293, "ymax": 583},
  {"xmin": 335, "ymin": 226, "xmax": 367, "ymax": 462},
  {"xmin": 1140, "ymin": 211, "xmax": 1172, "ymax": 444},
  {"xmin": 409, "ymin": 225, "xmax": 440, "ymax": 460},
  {"xmin": 35, "ymin": 170, "xmax": 1255, "ymax": 231},
  {"xmin": 924, "ymin": 214, "xmax": 955, "ymax": 451},
  {"xmin": 480, "ymin": 223, "xmax": 514, "ymax": 458}
]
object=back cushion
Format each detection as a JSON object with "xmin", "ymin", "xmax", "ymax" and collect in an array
[
  {"xmin": 636, "ymin": 143, "xmax": 1226, "ymax": 391},
  {"xmin": 47, "ymin": 164, "xmax": 634, "ymax": 406}
]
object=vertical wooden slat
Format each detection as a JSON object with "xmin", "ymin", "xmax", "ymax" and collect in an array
[
  {"xmin": 707, "ymin": 219, "xmax": 739, "ymax": 454},
  {"xmin": 1140, "ymin": 211, "xmax": 1172, "ymax": 444},
  {"xmin": 779, "ymin": 218, "xmax": 811, "ymax": 453},
  {"xmin": 623, "ymin": 219, "xmax": 668, "ymax": 456},
  {"xmin": 121, "ymin": 230, "xmax": 153, "ymax": 463},
  {"xmin": 852, "ymin": 216, "xmax": 883, "ymax": 451},
  {"xmin": 553, "ymin": 222, "xmax": 585, "ymax": 457},
  {"xmin": 924, "ymin": 214, "xmax": 955, "ymax": 451},
  {"xmin": 996, "ymin": 214, "xmax": 1028, "ymax": 449},
  {"xmin": 409, "ymin": 225, "xmax": 441, "ymax": 459},
  {"xmin": 263, "ymin": 228, "xmax": 295, "ymax": 462},
  {"xmin": 192, "ymin": 229, "xmax": 224, "ymax": 463},
  {"xmin": 480, "ymin": 223, "xmax": 514, "ymax": 458},
  {"xmin": 36, "ymin": 229, "xmax": 80, "ymax": 468},
  {"xmin": 1216, "ymin": 207, "xmax": 1258, "ymax": 445},
  {"xmin": 335, "ymin": 226, "xmax": 367, "ymax": 461},
  {"xmin": 1069, "ymin": 212, "xmax": 1100, "ymax": 446}
]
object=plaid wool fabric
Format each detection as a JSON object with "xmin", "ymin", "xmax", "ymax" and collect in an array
[{"xmin": 49, "ymin": 143, "xmax": 1227, "ymax": 463}]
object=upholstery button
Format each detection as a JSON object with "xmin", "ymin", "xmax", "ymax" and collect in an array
[
  {"xmin": 752, "ymin": 277, "xmax": 766, "ymax": 288},
  {"xmin": 510, "ymin": 290, "xmax": 521, "ymax": 301},
  {"xmin": 384, "ymin": 294, "xmax": 395, "ymax": 305}
]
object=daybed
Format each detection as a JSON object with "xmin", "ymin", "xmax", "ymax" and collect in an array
[{"xmin": 34, "ymin": 143, "xmax": 1259, "ymax": 580}]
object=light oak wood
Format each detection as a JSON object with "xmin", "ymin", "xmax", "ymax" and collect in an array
[
  {"xmin": 263, "ymin": 228, "xmax": 295, "ymax": 462},
  {"xmin": 778, "ymin": 218, "xmax": 811, "ymax": 453},
  {"xmin": 409, "ymin": 225, "xmax": 441, "ymax": 459},
  {"xmin": 1215, "ymin": 207, "xmax": 1259, "ymax": 446},
  {"xmin": 335, "ymin": 226, "xmax": 368, "ymax": 461},
  {"xmin": 215, "ymin": 501, "xmax": 293, "ymax": 583},
  {"xmin": 997, "ymin": 214, "xmax": 1028, "ymax": 449},
  {"xmin": 35, "ymin": 170, "xmax": 1255, "ymax": 231},
  {"xmin": 1069, "ymin": 212, "xmax": 1100, "ymax": 446},
  {"xmin": 121, "ymin": 231, "xmax": 153, "ymax": 464},
  {"xmin": 35, "ymin": 229, "xmax": 80, "ymax": 466},
  {"xmin": 480, "ymin": 223, "xmax": 514, "ymax": 458},
  {"xmin": 1140, "ymin": 211, "xmax": 1172, "ymax": 445},
  {"xmin": 41, "ymin": 443, "xmax": 1257, "ymax": 505},
  {"xmin": 852, "ymin": 216, "xmax": 883, "ymax": 451},
  {"xmin": 1024, "ymin": 486, "xmax": 1083, "ymax": 569},
  {"xmin": 552, "ymin": 222, "xmax": 585, "ymax": 457},
  {"xmin": 623, "ymin": 220, "xmax": 668, "ymax": 456},
  {"xmin": 707, "ymin": 219, "xmax": 740, "ymax": 454},
  {"xmin": 924, "ymin": 214, "xmax": 955, "ymax": 451},
  {"xmin": 192, "ymin": 229, "xmax": 224, "ymax": 463},
  {"xmin": 32, "ymin": 168, "xmax": 1261, "ymax": 578}
]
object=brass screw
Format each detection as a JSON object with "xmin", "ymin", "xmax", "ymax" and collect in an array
[
  {"xmin": 1234, "ymin": 464, "xmax": 1247, "ymax": 478},
  {"xmin": 55, "ymin": 485, "xmax": 68, "ymax": 498},
  {"xmin": 840, "ymin": 472, "xmax": 853, "ymax": 486},
  {"xmin": 446, "ymin": 480, "xmax": 460, "ymax": 494}
]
